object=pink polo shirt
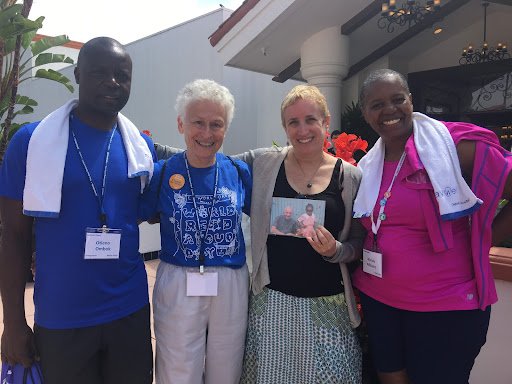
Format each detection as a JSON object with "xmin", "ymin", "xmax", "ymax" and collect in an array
[{"xmin": 353, "ymin": 158, "xmax": 479, "ymax": 312}]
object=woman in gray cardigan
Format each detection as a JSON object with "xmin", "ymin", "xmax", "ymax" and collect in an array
[
  {"xmin": 237, "ymin": 85, "xmax": 363, "ymax": 384},
  {"xmin": 155, "ymin": 85, "xmax": 364, "ymax": 383}
]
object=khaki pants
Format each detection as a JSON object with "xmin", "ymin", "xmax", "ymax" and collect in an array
[{"xmin": 153, "ymin": 262, "xmax": 249, "ymax": 384}]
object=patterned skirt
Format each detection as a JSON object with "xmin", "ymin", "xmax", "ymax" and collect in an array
[{"xmin": 240, "ymin": 288, "xmax": 362, "ymax": 384}]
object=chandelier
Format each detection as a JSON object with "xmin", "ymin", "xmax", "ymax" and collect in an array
[
  {"xmin": 460, "ymin": 2, "xmax": 509, "ymax": 65},
  {"xmin": 378, "ymin": 0, "xmax": 441, "ymax": 33}
]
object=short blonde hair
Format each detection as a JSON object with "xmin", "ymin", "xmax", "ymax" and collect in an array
[{"xmin": 280, "ymin": 84, "xmax": 330, "ymax": 127}]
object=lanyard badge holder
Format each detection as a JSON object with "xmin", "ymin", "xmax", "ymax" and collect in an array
[
  {"xmin": 186, "ymin": 245, "xmax": 218, "ymax": 296},
  {"xmin": 363, "ymin": 152, "xmax": 406, "ymax": 279},
  {"xmin": 84, "ymin": 226, "xmax": 122, "ymax": 260},
  {"xmin": 72, "ymin": 120, "xmax": 122, "ymax": 260},
  {"xmin": 183, "ymin": 152, "xmax": 219, "ymax": 296}
]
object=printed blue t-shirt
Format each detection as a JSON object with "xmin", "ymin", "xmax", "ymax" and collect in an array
[
  {"xmin": 140, "ymin": 151, "xmax": 252, "ymax": 268},
  {"xmin": 0, "ymin": 115, "xmax": 156, "ymax": 329}
]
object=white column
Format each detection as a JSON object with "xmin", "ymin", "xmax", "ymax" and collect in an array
[{"xmin": 300, "ymin": 27, "xmax": 349, "ymax": 133}]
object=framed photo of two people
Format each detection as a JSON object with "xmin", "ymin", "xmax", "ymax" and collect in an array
[{"xmin": 270, "ymin": 197, "xmax": 326, "ymax": 238}]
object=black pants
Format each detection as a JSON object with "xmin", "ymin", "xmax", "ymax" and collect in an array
[{"xmin": 34, "ymin": 305, "xmax": 153, "ymax": 384}]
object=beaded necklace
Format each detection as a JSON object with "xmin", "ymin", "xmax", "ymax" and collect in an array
[{"xmin": 370, "ymin": 152, "xmax": 406, "ymax": 248}]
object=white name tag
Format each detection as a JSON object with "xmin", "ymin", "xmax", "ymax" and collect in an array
[
  {"xmin": 84, "ymin": 228, "xmax": 121, "ymax": 260},
  {"xmin": 363, "ymin": 248, "xmax": 383, "ymax": 278},
  {"xmin": 186, "ymin": 272, "xmax": 218, "ymax": 296}
]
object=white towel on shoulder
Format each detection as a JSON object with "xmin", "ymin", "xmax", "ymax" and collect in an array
[
  {"xmin": 23, "ymin": 99, "xmax": 154, "ymax": 218},
  {"xmin": 353, "ymin": 112, "xmax": 482, "ymax": 220}
]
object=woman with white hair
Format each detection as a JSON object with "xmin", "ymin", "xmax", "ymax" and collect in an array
[{"xmin": 140, "ymin": 79, "xmax": 252, "ymax": 384}]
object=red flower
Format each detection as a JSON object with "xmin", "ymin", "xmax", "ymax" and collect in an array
[
  {"xmin": 323, "ymin": 130, "xmax": 331, "ymax": 153},
  {"xmin": 354, "ymin": 288, "xmax": 364, "ymax": 318},
  {"xmin": 142, "ymin": 129, "xmax": 152, "ymax": 137},
  {"xmin": 332, "ymin": 132, "xmax": 368, "ymax": 165}
]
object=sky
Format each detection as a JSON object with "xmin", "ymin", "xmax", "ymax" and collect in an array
[{"xmin": 30, "ymin": 0, "xmax": 245, "ymax": 44}]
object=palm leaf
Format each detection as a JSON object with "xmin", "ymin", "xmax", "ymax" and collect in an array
[
  {"xmin": 19, "ymin": 52, "xmax": 74, "ymax": 79},
  {"xmin": 0, "ymin": 14, "xmax": 41, "ymax": 44},
  {"xmin": 34, "ymin": 68, "xmax": 74, "ymax": 92},
  {"xmin": 34, "ymin": 52, "xmax": 74, "ymax": 67},
  {"xmin": 0, "ymin": 3, "xmax": 22, "ymax": 26},
  {"xmin": 0, "ymin": 94, "xmax": 37, "ymax": 120},
  {"xmin": 31, "ymin": 34, "xmax": 70, "ymax": 56}
]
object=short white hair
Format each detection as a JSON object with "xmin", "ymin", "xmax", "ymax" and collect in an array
[{"xmin": 175, "ymin": 79, "xmax": 235, "ymax": 127}]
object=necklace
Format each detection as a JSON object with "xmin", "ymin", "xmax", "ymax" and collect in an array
[{"xmin": 291, "ymin": 150, "xmax": 324, "ymax": 189}]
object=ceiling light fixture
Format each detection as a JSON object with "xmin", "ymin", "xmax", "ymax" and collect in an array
[
  {"xmin": 378, "ymin": 0, "xmax": 441, "ymax": 33},
  {"xmin": 460, "ymin": 2, "xmax": 508, "ymax": 65}
]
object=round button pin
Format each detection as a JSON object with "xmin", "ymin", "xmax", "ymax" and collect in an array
[{"xmin": 169, "ymin": 174, "xmax": 185, "ymax": 190}]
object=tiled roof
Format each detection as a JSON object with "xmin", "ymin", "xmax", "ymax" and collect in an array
[
  {"xmin": 33, "ymin": 34, "xmax": 83, "ymax": 49},
  {"xmin": 209, "ymin": 0, "xmax": 260, "ymax": 46}
]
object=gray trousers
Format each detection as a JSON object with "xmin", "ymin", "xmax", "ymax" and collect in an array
[{"xmin": 153, "ymin": 262, "xmax": 249, "ymax": 384}]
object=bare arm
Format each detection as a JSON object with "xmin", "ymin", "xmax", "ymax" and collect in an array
[
  {"xmin": 0, "ymin": 197, "xmax": 36, "ymax": 366},
  {"xmin": 270, "ymin": 226, "xmax": 285, "ymax": 235},
  {"xmin": 456, "ymin": 140, "xmax": 475, "ymax": 185}
]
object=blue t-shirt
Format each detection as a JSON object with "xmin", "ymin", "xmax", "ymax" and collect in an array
[
  {"xmin": 0, "ymin": 115, "xmax": 156, "ymax": 329},
  {"xmin": 140, "ymin": 152, "xmax": 252, "ymax": 268}
]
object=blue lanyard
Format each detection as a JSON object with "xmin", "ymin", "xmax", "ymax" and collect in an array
[
  {"xmin": 71, "ymin": 120, "xmax": 117, "ymax": 227},
  {"xmin": 184, "ymin": 152, "xmax": 218, "ymax": 273}
]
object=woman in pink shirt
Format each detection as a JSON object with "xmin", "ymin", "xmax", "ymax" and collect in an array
[{"xmin": 352, "ymin": 69, "xmax": 512, "ymax": 384}]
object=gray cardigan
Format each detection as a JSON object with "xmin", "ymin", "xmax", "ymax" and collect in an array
[
  {"xmin": 237, "ymin": 146, "xmax": 364, "ymax": 328},
  {"xmin": 155, "ymin": 144, "xmax": 364, "ymax": 328}
]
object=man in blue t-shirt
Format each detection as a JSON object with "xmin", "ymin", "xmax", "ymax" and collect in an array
[{"xmin": 0, "ymin": 37, "xmax": 155, "ymax": 384}]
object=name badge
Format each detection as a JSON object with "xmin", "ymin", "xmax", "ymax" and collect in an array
[
  {"xmin": 186, "ymin": 271, "xmax": 218, "ymax": 296},
  {"xmin": 84, "ymin": 227, "xmax": 122, "ymax": 260},
  {"xmin": 363, "ymin": 248, "xmax": 383, "ymax": 278}
]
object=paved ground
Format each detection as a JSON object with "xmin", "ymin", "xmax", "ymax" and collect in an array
[{"xmin": 0, "ymin": 259, "xmax": 160, "ymax": 370}]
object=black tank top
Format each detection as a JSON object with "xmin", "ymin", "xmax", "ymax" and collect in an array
[{"xmin": 266, "ymin": 158, "xmax": 346, "ymax": 297}]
